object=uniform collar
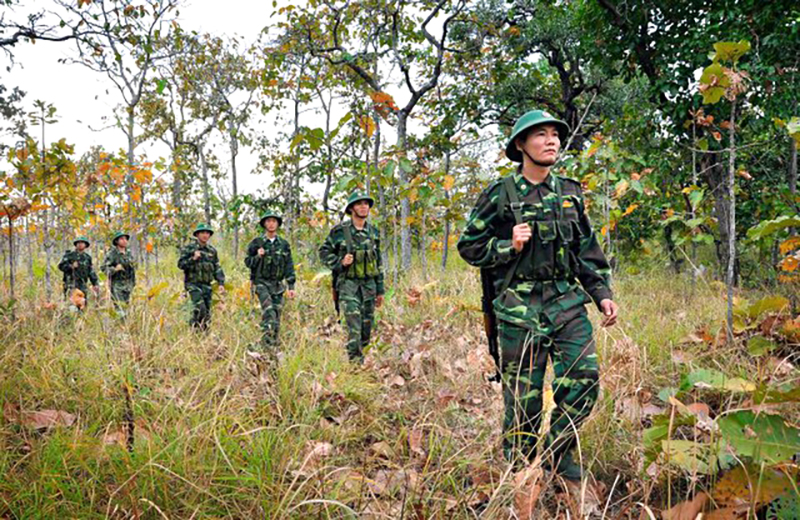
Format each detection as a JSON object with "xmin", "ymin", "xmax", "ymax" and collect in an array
[
  {"xmin": 349, "ymin": 219, "xmax": 368, "ymax": 232},
  {"xmin": 515, "ymin": 170, "xmax": 557, "ymax": 192}
]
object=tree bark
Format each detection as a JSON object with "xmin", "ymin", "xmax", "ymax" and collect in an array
[
  {"xmin": 725, "ymin": 100, "xmax": 737, "ymax": 341},
  {"xmin": 199, "ymin": 144, "xmax": 211, "ymax": 224},
  {"xmin": 441, "ymin": 150, "xmax": 452, "ymax": 271},
  {"xmin": 229, "ymin": 122, "xmax": 239, "ymax": 260},
  {"xmin": 397, "ymin": 113, "xmax": 412, "ymax": 271},
  {"xmin": 790, "ymin": 137, "xmax": 797, "ymax": 196}
]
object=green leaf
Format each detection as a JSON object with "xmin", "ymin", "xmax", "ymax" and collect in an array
[
  {"xmin": 747, "ymin": 215, "xmax": 800, "ymax": 241},
  {"xmin": 718, "ymin": 411, "xmax": 800, "ymax": 464},
  {"xmin": 156, "ymin": 78, "xmax": 167, "ymax": 94},
  {"xmin": 688, "ymin": 189, "xmax": 704, "ymax": 208},
  {"xmin": 747, "ymin": 296, "xmax": 790, "ymax": 320},
  {"xmin": 713, "ymin": 40, "xmax": 751, "ymax": 63},
  {"xmin": 685, "ymin": 369, "xmax": 756, "ymax": 393},
  {"xmin": 697, "ymin": 138, "xmax": 709, "ymax": 151},
  {"xmin": 661, "ymin": 440, "xmax": 717, "ymax": 474},
  {"xmin": 747, "ymin": 336, "xmax": 779, "ymax": 356},
  {"xmin": 399, "ymin": 158, "xmax": 413, "ymax": 174}
]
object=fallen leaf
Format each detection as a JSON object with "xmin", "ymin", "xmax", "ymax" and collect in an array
[
  {"xmin": 408, "ymin": 428, "xmax": 425, "ymax": 458},
  {"xmin": 436, "ymin": 388, "xmax": 457, "ymax": 407},
  {"xmin": 388, "ymin": 375, "xmax": 406, "ymax": 388},
  {"xmin": 661, "ymin": 492, "xmax": 709, "ymax": 520},
  {"xmin": 514, "ymin": 466, "xmax": 544, "ymax": 520},
  {"xmin": 5, "ymin": 404, "xmax": 76, "ymax": 429},
  {"xmin": 70, "ymin": 288, "xmax": 86, "ymax": 310},
  {"xmin": 370, "ymin": 441, "xmax": 395, "ymax": 459}
]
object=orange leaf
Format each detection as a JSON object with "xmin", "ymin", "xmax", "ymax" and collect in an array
[
  {"xmin": 661, "ymin": 492, "xmax": 709, "ymax": 520},
  {"xmin": 443, "ymin": 175, "xmax": 455, "ymax": 191},
  {"xmin": 779, "ymin": 236, "xmax": 800, "ymax": 255},
  {"xmin": 514, "ymin": 466, "xmax": 544, "ymax": 520},
  {"xmin": 70, "ymin": 288, "xmax": 86, "ymax": 309},
  {"xmin": 145, "ymin": 241, "xmax": 154, "ymax": 253}
]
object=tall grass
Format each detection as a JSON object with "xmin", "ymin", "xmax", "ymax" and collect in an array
[{"xmin": 0, "ymin": 246, "xmax": 772, "ymax": 518}]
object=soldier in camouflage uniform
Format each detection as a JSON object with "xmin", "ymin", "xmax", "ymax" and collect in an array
[
  {"xmin": 244, "ymin": 211, "xmax": 296, "ymax": 349},
  {"xmin": 101, "ymin": 231, "xmax": 136, "ymax": 313},
  {"xmin": 458, "ymin": 110, "xmax": 619, "ymax": 481},
  {"xmin": 58, "ymin": 236, "xmax": 100, "ymax": 307},
  {"xmin": 319, "ymin": 192, "xmax": 385, "ymax": 362},
  {"xmin": 177, "ymin": 223, "xmax": 226, "ymax": 330}
]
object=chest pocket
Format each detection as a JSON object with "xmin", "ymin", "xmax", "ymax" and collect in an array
[
  {"xmin": 346, "ymin": 235, "xmax": 379, "ymax": 279},
  {"xmin": 192, "ymin": 251, "xmax": 215, "ymax": 283},
  {"xmin": 259, "ymin": 243, "xmax": 285, "ymax": 280}
]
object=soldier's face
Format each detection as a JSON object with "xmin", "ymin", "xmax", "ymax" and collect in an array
[
  {"xmin": 352, "ymin": 200, "xmax": 371, "ymax": 218},
  {"xmin": 518, "ymin": 124, "xmax": 561, "ymax": 165},
  {"xmin": 116, "ymin": 236, "xmax": 128, "ymax": 248},
  {"xmin": 75, "ymin": 242, "xmax": 87, "ymax": 252},
  {"xmin": 264, "ymin": 218, "xmax": 279, "ymax": 233},
  {"xmin": 196, "ymin": 231, "xmax": 211, "ymax": 243}
]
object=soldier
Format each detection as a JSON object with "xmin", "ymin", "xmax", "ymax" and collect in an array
[
  {"xmin": 458, "ymin": 110, "xmax": 619, "ymax": 482},
  {"xmin": 101, "ymin": 231, "xmax": 136, "ymax": 313},
  {"xmin": 58, "ymin": 236, "xmax": 100, "ymax": 307},
  {"xmin": 319, "ymin": 192, "xmax": 385, "ymax": 362},
  {"xmin": 177, "ymin": 223, "xmax": 226, "ymax": 330},
  {"xmin": 244, "ymin": 211, "xmax": 296, "ymax": 349}
]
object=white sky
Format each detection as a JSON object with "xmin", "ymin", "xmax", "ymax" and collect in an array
[{"xmin": 1, "ymin": 0, "xmax": 338, "ymax": 198}]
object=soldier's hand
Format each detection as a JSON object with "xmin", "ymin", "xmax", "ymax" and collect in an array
[
  {"xmin": 193, "ymin": 250, "xmax": 202, "ymax": 260},
  {"xmin": 257, "ymin": 247, "xmax": 266, "ymax": 257},
  {"xmin": 114, "ymin": 264, "xmax": 124, "ymax": 272},
  {"xmin": 342, "ymin": 253, "xmax": 354, "ymax": 267},
  {"xmin": 72, "ymin": 261, "xmax": 79, "ymax": 269},
  {"xmin": 600, "ymin": 299, "xmax": 618, "ymax": 327},
  {"xmin": 512, "ymin": 223, "xmax": 532, "ymax": 252},
  {"xmin": 218, "ymin": 285, "xmax": 226, "ymax": 295},
  {"xmin": 376, "ymin": 295, "xmax": 385, "ymax": 309},
  {"xmin": 286, "ymin": 289, "xmax": 296, "ymax": 299}
]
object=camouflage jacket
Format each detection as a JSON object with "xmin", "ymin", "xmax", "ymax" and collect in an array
[
  {"xmin": 458, "ymin": 173, "xmax": 612, "ymax": 326},
  {"xmin": 244, "ymin": 235, "xmax": 296, "ymax": 289},
  {"xmin": 101, "ymin": 247, "xmax": 136, "ymax": 287},
  {"xmin": 58, "ymin": 250, "xmax": 100, "ymax": 288},
  {"xmin": 319, "ymin": 220, "xmax": 384, "ymax": 295},
  {"xmin": 177, "ymin": 240, "xmax": 225, "ymax": 286}
]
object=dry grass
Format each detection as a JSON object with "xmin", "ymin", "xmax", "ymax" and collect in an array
[{"xmin": 0, "ymin": 248, "xmax": 786, "ymax": 518}]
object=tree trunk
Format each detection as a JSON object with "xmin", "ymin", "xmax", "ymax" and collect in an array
[
  {"xmin": 790, "ymin": 138, "xmax": 797, "ymax": 196},
  {"xmin": 396, "ymin": 113, "xmax": 412, "ymax": 271},
  {"xmin": 421, "ymin": 212, "xmax": 427, "ymax": 281},
  {"xmin": 199, "ymin": 145, "xmax": 212, "ymax": 224},
  {"xmin": 7, "ymin": 215, "xmax": 15, "ymax": 308},
  {"xmin": 43, "ymin": 204, "xmax": 52, "ymax": 301},
  {"xmin": 229, "ymin": 123, "xmax": 239, "ymax": 260},
  {"xmin": 26, "ymin": 215, "xmax": 34, "ymax": 285},
  {"xmin": 725, "ymin": 100, "xmax": 737, "ymax": 342},
  {"xmin": 126, "ymin": 109, "xmax": 139, "ymax": 261},
  {"xmin": 442, "ymin": 150, "xmax": 452, "ymax": 271}
]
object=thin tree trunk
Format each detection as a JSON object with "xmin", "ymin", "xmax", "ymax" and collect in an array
[
  {"xmin": 790, "ymin": 138, "xmax": 797, "ymax": 196},
  {"xmin": 397, "ymin": 114, "xmax": 412, "ymax": 271},
  {"xmin": 126, "ymin": 109, "xmax": 139, "ymax": 260},
  {"xmin": 7, "ymin": 215, "xmax": 15, "ymax": 306},
  {"xmin": 229, "ymin": 124, "xmax": 239, "ymax": 260},
  {"xmin": 725, "ymin": 100, "xmax": 737, "ymax": 342},
  {"xmin": 442, "ymin": 150, "xmax": 452, "ymax": 271},
  {"xmin": 26, "ymin": 215, "xmax": 34, "ymax": 285},
  {"xmin": 199, "ymin": 145, "xmax": 211, "ymax": 224}
]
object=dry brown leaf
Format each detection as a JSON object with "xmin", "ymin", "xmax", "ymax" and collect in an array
[
  {"xmin": 661, "ymin": 492, "xmax": 709, "ymax": 520},
  {"xmin": 5, "ymin": 404, "xmax": 76, "ymax": 429},
  {"xmin": 408, "ymin": 428, "xmax": 425, "ymax": 458},
  {"xmin": 436, "ymin": 388, "xmax": 457, "ymax": 407},
  {"xmin": 368, "ymin": 469, "xmax": 419, "ymax": 496},
  {"xmin": 388, "ymin": 375, "xmax": 406, "ymax": 388},
  {"xmin": 704, "ymin": 506, "xmax": 749, "ymax": 519},
  {"xmin": 370, "ymin": 441, "xmax": 396, "ymax": 459},
  {"xmin": 514, "ymin": 466, "xmax": 544, "ymax": 520},
  {"xmin": 406, "ymin": 287, "xmax": 422, "ymax": 306},
  {"xmin": 302, "ymin": 441, "xmax": 333, "ymax": 471},
  {"xmin": 561, "ymin": 479, "xmax": 603, "ymax": 518}
]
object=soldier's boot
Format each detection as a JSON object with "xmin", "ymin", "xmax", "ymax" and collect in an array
[{"xmin": 543, "ymin": 448, "xmax": 582, "ymax": 481}]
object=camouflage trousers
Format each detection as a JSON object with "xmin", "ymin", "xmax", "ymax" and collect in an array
[
  {"xmin": 499, "ymin": 304, "xmax": 599, "ymax": 465},
  {"xmin": 254, "ymin": 281, "xmax": 284, "ymax": 347},
  {"xmin": 186, "ymin": 283, "xmax": 213, "ymax": 330},
  {"xmin": 110, "ymin": 282, "xmax": 133, "ymax": 305},
  {"xmin": 338, "ymin": 277, "xmax": 377, "ymax": 361}
]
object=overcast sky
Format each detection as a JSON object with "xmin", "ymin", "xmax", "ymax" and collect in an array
[{"xmin": 2, "ymin": 0, "xmax": 329, "ymax": 197}]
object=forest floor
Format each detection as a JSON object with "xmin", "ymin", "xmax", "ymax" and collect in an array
[{"xmin": 0, "ymin": 251, "xmax": 798, "ymax": 519}]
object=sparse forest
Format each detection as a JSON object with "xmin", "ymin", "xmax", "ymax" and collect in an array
[{"xmin": 1, "ymin": 0, "xmax": 799, "ymax": 518}]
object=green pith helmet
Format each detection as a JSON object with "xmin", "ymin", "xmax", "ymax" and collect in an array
[
  {"xmin": 505, "ymin": 109, "xmax": 570, "ymax": 163},
  {"xmin": 344, "ymin": 191, "xmax": 375, "ymax": 215},
  {"xmin": 193, "ymin": 223, "xmax": 214, "ymax": 237},
  {"xmin": 73, "ymin": 236, "xmax": 90, "ymax": 247},
  {"xmin": 111, "ymin": 231, "xmax": 130, "ymax": 245},
  {"xmin": 259, "ymin": 211, "xmax": 283, "ymax": 228}
]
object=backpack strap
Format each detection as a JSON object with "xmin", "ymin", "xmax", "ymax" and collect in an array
[
  {"xmin": 342, "ymin": 222, "xmax": 354, "ymax": 254},
  {"xmin": 498, "ymin": 175, "xmax": 524, "ymax": 297}
]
